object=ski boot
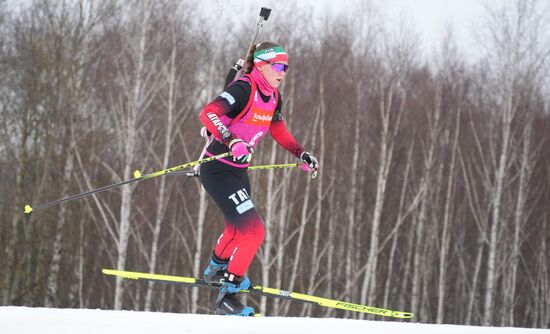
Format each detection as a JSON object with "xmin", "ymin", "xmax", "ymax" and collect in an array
[
  {"xmin": 203, "ymin": 255, "xmax": 228, "ymax": 283},
  {"xmin": 215, "ymin": 273, "xmax": 254, "ymax": 316}
]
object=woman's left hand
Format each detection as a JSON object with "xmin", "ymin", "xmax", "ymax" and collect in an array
[{"xmin": 300, "ymin": 151, "xmax": 319, "ymax": 173}]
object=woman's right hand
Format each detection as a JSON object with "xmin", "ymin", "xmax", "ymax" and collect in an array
[{"xmin": 229, "ymin": 139, "xmax": 253, "ymax": 162}]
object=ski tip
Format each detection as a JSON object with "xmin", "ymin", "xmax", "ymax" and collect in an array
[
  {"xmin": 394, "ymin": 311, "xmax": 414, "ymax": 319},
  {"xmin": 133, "ymin": 170, "xmax": 142, "ymax": 178},
  {"xmin": 24, "ymin": 204, "xmax": 33, "ymax": 214}
]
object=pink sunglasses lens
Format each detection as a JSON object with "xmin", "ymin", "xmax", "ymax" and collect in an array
[{"xmin": 272, "ymin": 63, "xmax": 288, "ymax": 73}]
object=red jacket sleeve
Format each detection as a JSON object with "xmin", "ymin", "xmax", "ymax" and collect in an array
[
  {"xmin": 269, "ymin": 120, "xmax": 305, "ymax": 158},
  {"xmin": 198, "ymin": 100, "xmax": 231, "ymax": 142}
]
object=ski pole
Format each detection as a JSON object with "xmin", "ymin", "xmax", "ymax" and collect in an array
[
  {"xmin": 250, "ymin": 162, "xmax": 318, "ymax": 179},
  {"xmin": 224, "ymin": 7, "xmax": 271, "ymax": 88},
  {"xmin": 23, "ymin": 152, "xmax": 230, "ymax": 214},
  {"xmin": 177, "ymin": 162, "xmax": 318, "ymax": 179},
  {"xmin": 251, "ymin": 163, "xmax": 318, "ymax": 179},
  {"xmin": 249, "ymin": 162, "xmax": 316, "ymax": 175}
]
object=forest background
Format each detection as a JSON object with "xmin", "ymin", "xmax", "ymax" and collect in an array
[{"xmin": 1, "ymin": 0, "xmax": 549, "ymax": 328}]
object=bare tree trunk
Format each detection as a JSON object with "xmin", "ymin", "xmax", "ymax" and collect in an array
[
  {"xmin": 45, "ymin": 142, "xmax": 74, "ymax": 307},
  {"xmin": 281, "ymin": 98, "xmax": 320, "ymax": 316},
  {"xmin": 411, "ymin": 85, "xmax": 442, "ymax": 318},
  {"xmin": 502, "ymin": 121, "xmax": 532, "ymax": 325},
  {"xmin": 302, "ymin": 80, "xmax": 326, "ymax": 317},
  {"xmin": 189, "ymin": 42, "xmax": 228, "ymax": 313},
  {"xmin": 144, "ymin": 45, "xmax": 178, "ymax": 311},
  {"xmin": 359, "ymin": 84, "xmax": 389, "ymax": 316},
  {"xmin": 190, "ymin": 186, "xmax": 208, "ymax": 313},
  {"xmin": 114, "ymin": 0, "xmax": 152, "ymax": 310},
  {"xmin": 360, "ymin": 80, "xmax": 402, "ymax": 318},
  {"xmin": 459, "ymin": 140, "xmax": 489, "ymax": 325},
  {"xmin": 272, "ymin": 167, "xmax": 291, "ymax": 316},
  {"xmin": 43, "ymin": 0, "xmax": 103, "ymax": 306},
  {"xmin": 383, "ymin": 144, "xmax": 414, "ymax": 308},
  {"xmin": 260, "ymin": 140, "xmax": 278, "ymax": 314},
  {"xmin": 323, "ymin": 155, "xmax": 337, "ymax": 318},
  {"xmin": 77, "ymin": 215, "xmax": 85, "ymax": 308},
  {"xmin": 397, "ymin": 146, "xmax": 421, "ymax": 314},
  {"xmin": 273, "ymin": 75, "xmax": 296, "ymax": 316},
  {"xmin": 344, "ymin": 83, "xmax": 362, "ymax": 302},
  {"xmin": 114, "ymin": 166, "xmax": 135, "ymax": 310},
  {"xmin": 480, "ymin": 0, "xmax": 544, "ymax": 324},
  {"xmin": 281, "ymin": 176, "xmax": 311, "ymax": 316},
  {"xmin": 272, "ymin": 77, "xmax": 296, "ymax": 316},
  {"xmin": 436, "ymin": 108, "xmax": 461, "ymax": 323},
  {"xmin": 535, "ymin": 217, "xmax": 549, "ymax": 326},
  {"xmin": 483, "ymin": 68, "xmax": 515, "ymax": 327},
  {"xmin": 3, "ymin": 111, "xmax": 31, "ymax": 305}
]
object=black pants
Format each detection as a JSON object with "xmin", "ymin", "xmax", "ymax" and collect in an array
[{"xmin": 200, "ymin": 159, "xmax": 265, "ymax": 276}]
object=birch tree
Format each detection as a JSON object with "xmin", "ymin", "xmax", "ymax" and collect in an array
[
  {"xmin": 109, "ymin": 0, "xmax": 164, "ymax": 310},
  {"xmin": 144, "ymin": 33, "xmax": 178, "ymax": 312},
  {"xmin": 411, "ymin": 82, "xmax": 442, "ymax": 319},
  {"xmin": 433, "ymin": 30, "xmax": 464, "ymax": 323},
  {"xmin": 36, "ymin": 0, "xmax": 108, "ymax": 308},
  {"xmin": 477, "ymin": 0, "xmax": 549, "ymax": 324},
  {"xmin": 301, "ymin": 79, "xmax": 327, "ymax": 317},
  {"xmin": 2, "ymin": 1, "xmax": 59, "ymax": 305}
]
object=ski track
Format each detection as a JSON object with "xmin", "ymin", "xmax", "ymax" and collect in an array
[{"xmin": 1, "ymin": 306, "xmax": 549, "ymax": 334}]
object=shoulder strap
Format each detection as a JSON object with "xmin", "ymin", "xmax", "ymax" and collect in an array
[{"xmin": 228, "ymin": 74, "xmax": 257, "ymax": 126}]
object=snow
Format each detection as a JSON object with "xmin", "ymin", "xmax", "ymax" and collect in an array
[{"xmin": 0, "ymin": 306, "xmax": 548, "ymax": 334}]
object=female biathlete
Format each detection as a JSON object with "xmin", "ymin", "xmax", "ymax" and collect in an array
[{"xmin": 198, "ymin": 42, "xmax": 319, "ymax": 316}]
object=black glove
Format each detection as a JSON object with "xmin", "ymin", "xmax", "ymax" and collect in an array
[{"xmin": 300, "ymin": 151, "xmax": 319, "ymax": 172}]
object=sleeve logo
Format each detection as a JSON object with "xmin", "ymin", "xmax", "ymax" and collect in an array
[{"xmin": 220, "ymin": 92, "xmax": 236, "ymax": 105}]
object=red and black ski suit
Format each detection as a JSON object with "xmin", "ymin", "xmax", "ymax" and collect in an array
[{"xmin": 198, "ymin": 75, "xmax": 304, "ymax": 277}]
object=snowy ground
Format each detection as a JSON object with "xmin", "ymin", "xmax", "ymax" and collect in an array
[{"xmin": 0, "ymin": 306, "xmax": 548, "ymax": 334}]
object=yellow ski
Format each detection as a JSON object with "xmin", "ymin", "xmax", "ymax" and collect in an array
[{"xmin": 102, "ymin": 268, "xmax": 413, "ymax": 319}]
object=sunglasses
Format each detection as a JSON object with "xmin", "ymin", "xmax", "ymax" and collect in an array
[
  {"xmin": 269, "ymin": 62, "xmax": 289, "ymax": 73},
  {"xmin": 256, "ymin": 56, "xmax": 289, "ymax": 73}
]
